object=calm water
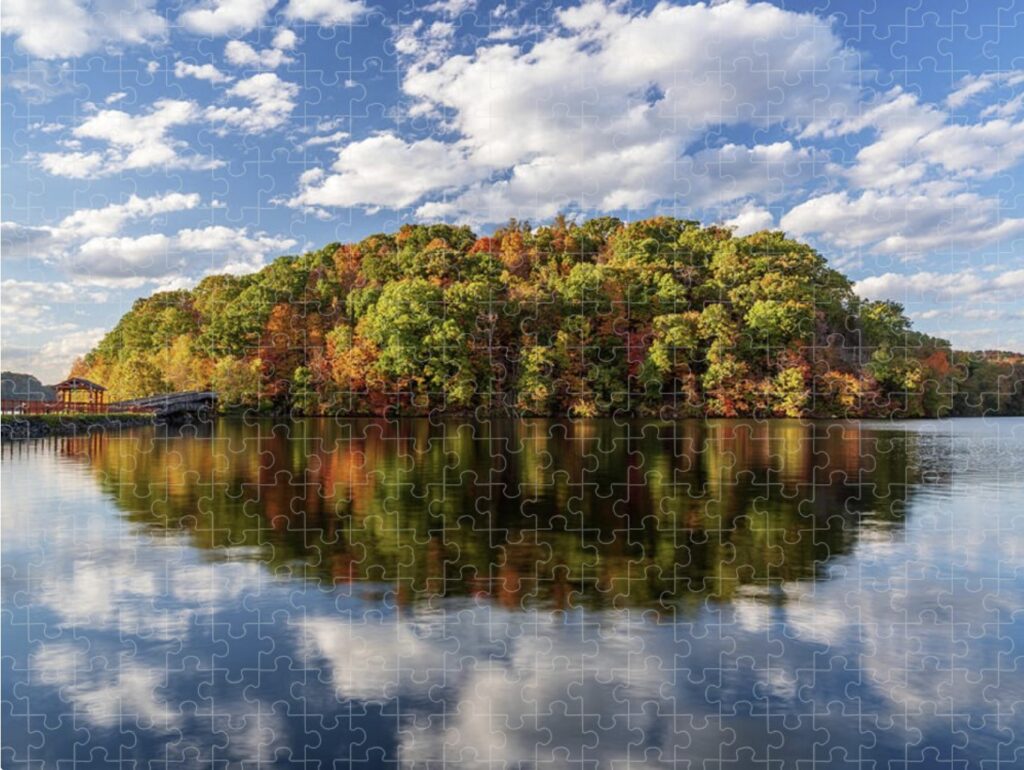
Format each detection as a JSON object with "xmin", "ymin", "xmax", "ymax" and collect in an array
[{"xmin": 2, "ymin": 418, "xmax": 1022, "ymax": 768}]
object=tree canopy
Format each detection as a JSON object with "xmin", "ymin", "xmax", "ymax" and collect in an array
[{"xmin": 74, "ymin": 217, "xmax": 1023, "ymax": 418}]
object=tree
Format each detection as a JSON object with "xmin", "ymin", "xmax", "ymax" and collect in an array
[
  {"xmin": 212, "ymin": 357, "xmax": 263, "ymax": 410},
  {"xmin": 74, "ymin": 216, "xmax": 1014, "ymax": 418}
]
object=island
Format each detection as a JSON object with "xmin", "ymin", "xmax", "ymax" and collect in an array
[{"xmin": 63, "ymin": 217, "xmax": 1022, "ymax": 419}]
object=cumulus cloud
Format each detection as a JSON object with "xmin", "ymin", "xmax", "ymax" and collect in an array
[
  {"xmin": 780, "ymin": 187, "xmax": 1024, "ymax": 257},
  {"xmin": 854, "ymin": 267, "xmax": 1024, "ymax": 304},
  {"xmin": 394, "ymin": 20, "xmax": 457, "ymax": 67},
  {"xmin": 818, "ymin": 88, "xmax": 1024, "ymax": 189},
  {"xmin": 423, "ymin": 0, "xmax": 476, "ymax": 14},
  {"xmin": 283, "ymin": 0, "xmax": 368, "ymax": 26},
  {"xmin": 289, "ymin": 133, "xmax": 484, "ymax": 210},
  {"xmin": 724, "ymin": 203, "xmax": 776, "ymax": 236},
  {"xmin": 179, "ymin": 0, "xmax": 275, "ymax": 37},
  {"xmin": 204, "ymin": 73, "xmax": 299, "ymax": 134},
  {"xmin": 66, "ymin": 226, "xmax": 297, "ymax": 283},
  {"xmin": 73, "ymin": 233, "xmax": 176, "ymax": 279},
  {"xmin": 291, "ymin": 0, "xmax": 858, "ymax": 222},
  {"xmin": 915, "ymin": 119, "xmax": 1024, "ymax": 178},
  {"xmin": 224, "ymin": 40, "xmax": 294, "ymax": 69},
  {"xmin": 2, "ymin": 0, "xmax": 166, "ymax": 59},
  {"xmin": 2, "ymin": 192, "xmax": 200, "ymax": 261},
  {"xmin": 38, "ymin": 100, "xmax": 221, "ymax": 177},
  {"xmin": 2, "ymin": 191, "xmax": 293, "ymax": 290},
  {"xmin": 1, "ymin": 222, "xmax": 59, "ymax": 259},
  {"xmin": 174, "ymin": 60, "xmax": 232, "ymax": 83},
  {"xmin": 272, "ymin": 29, "xmax": 298, "ymax": 50},
  {"xmin": 38, "ymin": 73, "xmax": 301, "ymax": 175},
  {"xmin": 57, "ymin": 192, "xmax": 201, "ymax": 239}
]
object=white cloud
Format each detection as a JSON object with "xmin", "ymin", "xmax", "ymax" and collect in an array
[
  {"xmin": 1, "ymin": 222, "xmax": 59, "ymax": 259},
  {"xmin": 205, "ymin": 73, "xmax": 299, "ymax": 133},
  {"xmin": 724, "ymin": 203, "xmax": 775, "ymax": 236},
  {"xmin": 283, "ymin": 0, "xmax": 368, "ymax": 26},
  {"xmin": 30, "ymin": 121, "xmax": 66, "ymax": 134},
  {"xmin": 916, "ymin": 119, "xmax": 1024, "ymax": 178},
  {"xmin": 981, "ymin": 91, "xmax": 1024, "ymax": 119},
  {"xmin": 57, "ymin": 192, "xmax": 201, "ymax": 239},
  {"xmin": 781, "ymin": 187, "xmax": 1024, "ymax": 256},
  {"xmin": 289, "ymin": 133, "xmax": 484, "ymax": 209},
  {"xmin": 292, "ymin": 0, "xmax": 858, "ymax": 222},
  {"xmin": 63, "ymin": 225, "xmax": 297, "ymax": 282},
  {"xmin": 681, "ymin": 142, "xmax": 822, "ymax": 206},
  {"xmin": 178, "ymin": 0, "xmax": 275, "ymax": 37},
  {"xmin": 36, "ymin": 151, "xmax": 106, "ymax": 179},
  {"xmin": 821, "ymin": 89, "xmax": 1024, "ymax": 189},
  {"xmin": 2, "ymin": 0, "xmax": 166, "ymax": 59},
  {"xmin": 423, "ymin": 0, "xmax": 476, "ymax": 14},
  {"xmin": 1, "ymin": 280, "xmax": 109, "ymax": 336},
  {"xmin": 6, "ymin": 61, "xmax": 77, "ymax": 105},
  {"xmin": 1, "ymin": 327, "xmax": 109, "ymax": 382},
  {"xmin": 405, "ymin": 1, "xmax": 857, "ymax": 165},
  {"xmin": 176, "ymin": 225, "xmax": 298, "ymax": 275},
  {"xmin": 38, "ymin": 100, "xmax": 221, "ymax": 177},
  {"xmin": 854, "ymin": 267, "xmax": 1024, "ymax": 304},
  {"xmin": 224, "ymin": 40, "xmax": 293, "ymax": 69},
  {"xmin": 272, "ymin": 28, "xmax": 298, "ymax": 50},
  {"xmin": 2, "ymin": 192, "xmax": 200, "ymax": 264},
  {"xmin": 75, "ymin": 233, "xmax": 176, "ymax": 279},
  {"xmin": 105, "ymin": 91, "xmax": 127, "ymax": 104},
  {"xmin": 174, "ymin": 60, "xmax": 232, "ymax": 83},
  {"xmin": 946, "ymin": 70, "xmax": 1024, "ymax": 109},
  {"xmin": 413, "ymin": 140, "xmax": 818, "ymax": 225},
  {"xmin": 823, "ymin": 90, "xmax": 947, "ymax": 190},
  {"xmin": 302, "ymin": 130, "xmax": 348, "ymax": 147},
  {"xmin": 394, "ymin": 20, "xmax": 456, "ymax": 67}
]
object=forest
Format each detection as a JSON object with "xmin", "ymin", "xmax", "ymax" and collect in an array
[{"xmin": 73, "ymin": 217, "xmax": 1024, "ymax": 418}]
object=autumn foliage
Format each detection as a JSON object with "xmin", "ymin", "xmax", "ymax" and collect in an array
[{"xmin": 75, "ymin": 217, "xmax": 1023, "ymax": 417}]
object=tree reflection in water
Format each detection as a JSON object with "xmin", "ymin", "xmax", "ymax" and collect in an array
[
  {"xmin": 12, "ymin": 419, "xmax": 1015, "ymax": 770},
  {"xmin": 69, "ymin": 418, "xmax": 921, "ymax": 609}
]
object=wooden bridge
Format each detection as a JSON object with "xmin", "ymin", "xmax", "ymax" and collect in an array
[
  {"xmin": 107, "ymin": 391, "xmax": 219, "ymax": 420},
  {"xmin": 2, "ymin": 379, "xmax": 218, "ymax": 421}
]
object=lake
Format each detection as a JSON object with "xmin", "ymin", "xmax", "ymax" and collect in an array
[{"xmin": 2, "ymin": 417, "xmax": 1022, "ymax": 768}]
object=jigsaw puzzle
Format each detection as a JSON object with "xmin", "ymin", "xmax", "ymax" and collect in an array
[{"xmin": 2, "ymin": 1, "xmax": 1024, "ymax": 768}]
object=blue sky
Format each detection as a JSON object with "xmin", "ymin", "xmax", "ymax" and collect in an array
[{"xmin": 2, "ymin": 0, "xmax": 1023, "ymax": 382}]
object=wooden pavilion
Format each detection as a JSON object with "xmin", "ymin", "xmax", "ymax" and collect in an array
[{"xmin": 54, "ymin": 377, "xmax": 107, "ymax": 413}]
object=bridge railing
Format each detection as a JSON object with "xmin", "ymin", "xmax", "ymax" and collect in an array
[
  {"xmin": 3, "ymin": 392, "xmax": 217, "ymax": 416},
  {"xmin": 108, "ymin": 391, "xmax": 218, "ymax": 411},
  {"xmin": 0, "ymin": 400, "xmax": 159, "ymax": 415}
]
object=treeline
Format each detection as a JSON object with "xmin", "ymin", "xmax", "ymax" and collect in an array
[{"xmin": 73, "ymin": 217, "xmax": 1024, "ymax": 418}]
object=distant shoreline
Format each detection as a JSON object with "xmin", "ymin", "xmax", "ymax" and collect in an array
[
  {"xmin": 0, "ymin": 413, "xmax": 154, "ymax": 441},
  {"xmin": 6, "ymin": 411, "xmax": 1021, "ymax": 442}
]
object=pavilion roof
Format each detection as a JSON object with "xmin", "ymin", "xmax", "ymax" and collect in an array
[{"xmin": 55, "ymin": 377, "xmax": 107, "ymax": 392}]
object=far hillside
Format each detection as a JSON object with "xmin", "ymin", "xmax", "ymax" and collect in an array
[
  {"xmin": 1, "ymin": 372, "xmax": 56, "ymax": 402},
  {"xmin": 72, "ymin": 217, "xmax": 1024, "ymax": 418}
]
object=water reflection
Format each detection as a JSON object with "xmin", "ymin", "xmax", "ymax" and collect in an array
[
  {"xmin": 64, "ymin": 419, "xmax": 920, "ymax": 607},
  {"xmin": 3, "ymin": 419, "xmax": 1021, "ymax": 769}
]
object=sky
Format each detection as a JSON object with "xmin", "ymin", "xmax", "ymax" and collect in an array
[{"xmin": 2, "ymin": 0, "xmax": 1023, "ymax": 383}]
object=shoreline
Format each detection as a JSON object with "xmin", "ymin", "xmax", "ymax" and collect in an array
[
  {"xmin": 4, "ymin": 410, "xmax": 1019, "ymax": 441},
  {"xmin": 0, "ymin": 413, "xmax": 155, "ymax": 441}
]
